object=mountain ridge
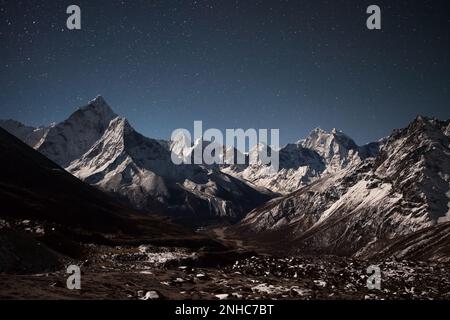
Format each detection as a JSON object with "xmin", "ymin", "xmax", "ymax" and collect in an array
[
  {"xmin": 1, "ymin": 97, "xmax": 449, "ymax": 262},
  {"xmin": 10, "ymin": 99, "xmax": 274, "ymax": 223},
  {"xmin": 231, "ymin": 116, "xmax": 450, "ymax": 259}
]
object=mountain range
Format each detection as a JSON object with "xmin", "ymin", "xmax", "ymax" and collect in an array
[
  {"xmin": 0, "ymin": 126, "xmax": 219, "ymax": 273},
  {"xmin": 1, "ymin": 96, "xmax": 449, "ymax": 261},
  {"xmin": 233, "ymin": 116, "xmax": 450, "ymax": 260},
  {"xmin": 1, "ymin": 96, "xmax": 272, "ymax": 225},
  {"xmin": 223, "ymin": 127, "xmax": 381, "ymax": 193}
]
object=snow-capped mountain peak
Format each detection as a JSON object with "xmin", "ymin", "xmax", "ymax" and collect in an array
[
  {"xmin": 302, "ymin": 127, "xmax": 358, "ymax": 155},
  {"xmin": 300, "ymin": 127, "xmax": 373, "ymax": 173},
  {"xmin": 63, "ymin": 106, "xmax": 273, "ymax": 221},
  {"xmin": 223, "ymin": 126, "xmax": 382, "ymax": 194},
  {"xmin": 89, "ymin": 94, "xmax": 107, "ymax": 104},
  {"xmin": 236, "ymin": 115, "xmax": 450, "ymax": 258},
  {"xmin": 35, "ymin": 97, "xmax": 118, "ymax": 167},
  {"xmin": 74, "ymin": 95, "xmax": 117, "ymax": 123}
]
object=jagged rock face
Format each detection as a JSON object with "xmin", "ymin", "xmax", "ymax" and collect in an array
[
  {"xmin": 300, "ymin": 127, "xmax": 380, "ymax": 173},
  {"xmin": 2, "ymin": 95, "xmax": 448, "ymax": 248},
  {"xmin": 223, "ymin": 143, "xmax": 326, "ymax": 193},
  {"xmin": 362, "ymin": 221, "xmax": 450, "ymax": 262},
  {"xmin": 238, "ymin": 162, "xmax": 371, "ymax": 234},
  {"xmin": 0, "ymin": 97, "xmax": 272, "ymax": 222},
  {"xmin": 68, "ymin": 117, "xmax": 177, "ymax": 210},
  {"xmin": 301, "ymin": 128, "xmax": 359, "ymax": 170},
  {"xmin": 67, "ymin": 117, "xmax": 272, "ymax": 222},
  {"xmin": 169, "ymin": 132, "xmax": 246, "ymax": 167},
  {"xmin": 237, "ymin": 117, "xmax": 450, "ymax": 257},
  {"xmin": 36, "ymin": 96, "xmax": 117, "ymax": 167},
  {"xmin": 279, "ymin": 143, "xmax": 324, "ymax": 170},
  {"xmin": 374, "ymin": 117, "xmax": 450, "ymax": 224},
  {"xmin": 224, "ymin": 129, "xmax": 380, "ymax": 194},
  {"xmin": 0, "ymin": 126, "xmax": 163, "ymax": 235},
  {"xmin": 0, "ymin": 119, "xmax": 49, "ymax": 148}
]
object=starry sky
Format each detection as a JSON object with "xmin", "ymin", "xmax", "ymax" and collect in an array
[{"xmin": 1, "ymin": 0, "xmax": 449, "ymax": 145}]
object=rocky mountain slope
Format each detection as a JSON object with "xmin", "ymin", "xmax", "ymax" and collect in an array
[
  {"xmin": 233, "ymin": 116, "xmax": 450, "ymax": 259},
  {"xmin": 0, "ymin": 97, "xmax": 118, "ymax": 168},
  {"xmin": 363, "ymin": 221, "xmax": 450, "ymax": 262},
  {"xmin": 223, "ymin": 142, "xmax": 324, "ymax": 193},
  {"xmin": 67, "ymin": 116, "xmax": 271, "ymax": 222},
  {"xmin": 36, "ymin": 96, "xmax": 118, "ymax": 167},
  {"xmin": 0, "ymin": 97, "xmax": 272, "ymax": 223},
  {"xmin": 223, "ymin": 128, "xmax": 381, "ymax": 193},
  {"xmin": 0, "ymin": 119, "xmax": 49, "ymax": 148},
  {"xmin": 300, "ymin": 128, "xmax": 379, "ymax": 173},
  {"xmin": 2, "ymin": 97, "xmax": 449, "ymax": 262},
  {"xmin": 0, "ymin": 127, "xmax": 216, "ymax": 273}
]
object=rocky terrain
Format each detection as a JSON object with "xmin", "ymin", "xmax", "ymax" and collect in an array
[
  {"xmin": 1, "ymin": 97, "xmax": 450, "ymax": 300},
  {"xmin": 66, "ymin": 115, "xmax": 272, "ymax": 223},
  {"xmin": 1, "ymin": 242, "xmax": 449, "ymax": 300},
  {"xmin": 0, "ymin": 126, "xmax": 221, "ymax": 274},
  {"xmin": 234, "ymin": 116, "xmax": 450, "ymax": 258},
  {"xmin": 0, "ymin": 96, "xmax": 273, "ymax": 223},
  {"xmin": 223, "ymin": 127, "xmax": 380, "ymax": 194}
]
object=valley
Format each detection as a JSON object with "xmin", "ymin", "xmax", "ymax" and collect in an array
[
  {"xmin": 1, "ymin": 238, "xmax": 449, "ymax": 300},
  {"xmin": 1, "ymin": 96, "xmax": 450, "ymax": 300}
]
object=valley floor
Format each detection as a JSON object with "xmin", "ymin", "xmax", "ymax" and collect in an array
[{"xmin": 1, "ymin": 244, "xmax": 449, "ymax": 300}]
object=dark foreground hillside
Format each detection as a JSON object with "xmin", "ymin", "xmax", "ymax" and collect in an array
[{"xmin": 0, "ymin": 127, "xmax": 224, "ymax": 274}]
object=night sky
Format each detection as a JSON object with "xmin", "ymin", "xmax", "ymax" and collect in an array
[{"xmin": 1, "ymin": 0, "xmax": 449, "ymax": 145}]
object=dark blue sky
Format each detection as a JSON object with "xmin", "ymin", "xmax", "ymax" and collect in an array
[{"xmin": 1, "ymin": 0, "xmax": 449, "ymax": 145}]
